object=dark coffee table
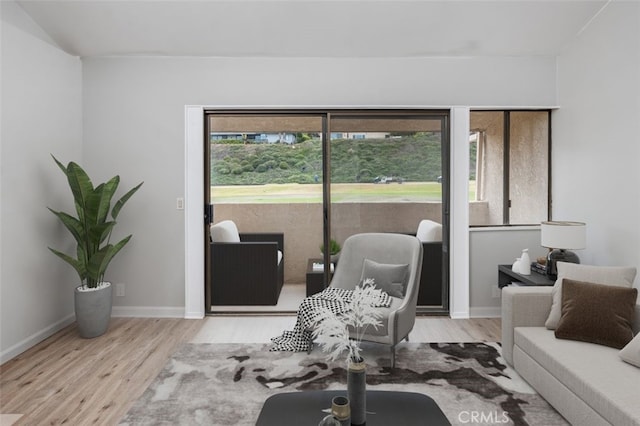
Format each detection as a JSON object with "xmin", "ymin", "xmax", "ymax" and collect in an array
[{"xmin": 256, "ymin": 390, "xmax": 451, "ymax": 425}]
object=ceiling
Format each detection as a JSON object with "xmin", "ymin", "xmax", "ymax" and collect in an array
[{"xmin": 16, "ymin": 0, "xmax": 609, "ymax": 58}]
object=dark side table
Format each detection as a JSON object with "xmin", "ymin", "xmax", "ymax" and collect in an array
[
  {"xmin": 306, "ymin": 258, "xmax": 333, "ymax": 297},
  {"xmin": 498, "ymin": 264, "xmax": 555, "ymax": 288},
  {"xmin": 256, "ymin": 390, "xmax": 451, "ymax": 426}
]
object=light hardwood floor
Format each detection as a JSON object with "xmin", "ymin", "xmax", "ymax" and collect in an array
[
  {"xmin": 0, "ymin": 315, "xmax": 500, "ymax": 425},
  {"xmin": 0, "ymin": 318, "xmax": 203, "ymax": 426}
]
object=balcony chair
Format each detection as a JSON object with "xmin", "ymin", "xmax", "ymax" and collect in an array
[
  {"xmin": 415, "ymin": 219, "xmax": 444, "ymax": 307},
  {"xmin": 210, "ymin": 220, "xmax": 284, "ymax": 305},
  {"xmin": 325, "ymin": 232, "xmax": 423, "ymax": 367}
]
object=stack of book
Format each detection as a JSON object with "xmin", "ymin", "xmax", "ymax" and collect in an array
[
  {"xmin": 531, "ymin": 262, "xmax": 547, "ymax": 275},
  {"xmin": 312, "ymin": 262, "xmax": 334, "ymax": 272}
]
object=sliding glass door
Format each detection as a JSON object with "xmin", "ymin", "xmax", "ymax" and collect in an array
[{"xmin": 205, "ymin": 110, "xmax": 449, "ymax": 312}]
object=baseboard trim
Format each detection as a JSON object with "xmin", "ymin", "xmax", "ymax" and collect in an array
[
  {"xmin": 450, "ymin": 310, "xmax": 470, "ymax": 319},
  {"xmin": 0, "ymin": 314, "xmax": 75, "ymax": 364},
  {"xmin": 111, "ymin": 306, "xmax": 185, "ymax": 318},
  {"xmin": 469, "ymin": 307, "xmax": 502, "ymax": 318}
]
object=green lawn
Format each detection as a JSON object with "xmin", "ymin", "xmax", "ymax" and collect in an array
[{"xmin": 211, "ymin": 181, "xmax": 477, "ymax": 203}]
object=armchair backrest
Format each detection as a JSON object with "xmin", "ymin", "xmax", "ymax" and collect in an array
[
  {"xmin": 330, "ymin": 233, "xmax": 423, "ymax": 303},
  {"xmin": 416, "ymin": 219, "xmax": 442, "ymax": 242},
  {"xmin": 211, "ymin": 220, "xmax": 241, "ymax": 243}
]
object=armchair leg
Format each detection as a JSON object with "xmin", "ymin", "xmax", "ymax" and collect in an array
[{"xmin": 307, "ymin": 341, "xmax": 314, "ymax": 355}]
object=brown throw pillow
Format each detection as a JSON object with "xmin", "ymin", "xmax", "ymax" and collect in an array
[{"xmin": 555, "ymin": 279, "xmax": 638, "ymax": 349}]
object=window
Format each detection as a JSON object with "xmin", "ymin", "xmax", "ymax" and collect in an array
[{"xmin": 469, "ymin": 110, "xmax": 550, "ymax": 226}]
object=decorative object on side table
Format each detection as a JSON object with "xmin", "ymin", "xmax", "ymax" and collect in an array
[
  {"xmin": 48, "ymin": 155, "xmax": 143, "ymax": 338},
  {"xmin": 541, "ymin": 221, "xmax": 586, "ymax": 279},
  {"xmin": 320, "ymin": 238, "xmax": 342, "ymax": 263},
  {"xmin": 518, "ymin": 248, "xmax": 531, "ymax": 275},
  {"xmin": 312, "ymin": 279, "xmax": 384, "ymax": 426}
]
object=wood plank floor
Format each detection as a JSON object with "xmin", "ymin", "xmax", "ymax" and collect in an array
[
  {"xmin": 0, "ymin": 318, "xmax": 203, "ymax": 426},
  {"xmin": 0, "ymin": 315, "xmax": 500, "ymax": 425},
  {"xmin": 192, "ymin": 315, "xmax": 502, "ymax": 344}
]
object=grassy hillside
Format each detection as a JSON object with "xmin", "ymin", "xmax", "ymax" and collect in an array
[{"xmin": 211, "ymin": 134, "xmax": 452, "ymax": 186}]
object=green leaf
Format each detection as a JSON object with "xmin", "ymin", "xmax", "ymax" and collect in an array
[
  {"xmin": 111, "ymin": 182, "xmax": 143, "ymax": 220},
  {"xmin": 88, "ymin": 221, "xmax": 116, "ymax": 246},
  {"xmin": 90, "ymin": 177, "xmax": 119, "ymax": 225},
  {"xmin": 51, "ymin": 154, "xmax": 67, "ymax": 174},
  {"xmin": 47, "ymin": 208, "xmax": 84, "ymax": 246},
  {"xmin": 86, "ymin": 235, "xmax": 132, "ymax": 283},
  {"xmin": 48, "ymin": 247, "xmax": 85, "ymax": 283},
  {"xmin": 65, "ymin": 162, "xmax": 94, "ymax": 224}
]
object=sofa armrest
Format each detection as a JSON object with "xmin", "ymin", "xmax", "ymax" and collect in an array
[
  {"xmin": 210, "ymin": 241, "xmax": 283, "ymax": 305},
  {"xmin": 240, "ymin": 232, "xmax": 284, "ymax": 253},
  {"xmin": 501, "ymin": 286, "xmax": 553, "ymax": 366}
]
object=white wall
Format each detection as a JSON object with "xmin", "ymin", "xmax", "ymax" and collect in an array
[
  {"xmin": 553, "ymin": 1, "xmax": 640, "ymax": 281},
  {"xmin": 469, "ymin": 227, "xmax": 548, "ymax": 317},
  {"xmin": 1, "ymin": 2, "xmax": 82, "ymax": 362},
  {"xmin": 81, "ymin": 55, "xmax": 558, "ymax": 315}
]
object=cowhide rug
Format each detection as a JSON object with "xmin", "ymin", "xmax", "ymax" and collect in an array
[{"xmin": 120, "ymin": 342, "xmax": 567, "ymax": 426}]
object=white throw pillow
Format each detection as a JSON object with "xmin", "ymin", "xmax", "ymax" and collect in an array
[
  {"xmin": 210, "ymin": 220, "xmax": 241, "ymax": 243},
  {"xmin": 416, "ymin": 220, "xmax": 442, "ymax": 242},
  {"xmin": 620, "ymin": 333, "xmax": 640, "ymax": 368},
  {"xmin": 545, "ymin": 262, "xmax": 637, "ymax": 330}
]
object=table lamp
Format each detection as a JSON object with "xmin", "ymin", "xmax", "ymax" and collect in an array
[{"xmin": 541, "ymin": 221, "xmax": 586, "ymax": 279}]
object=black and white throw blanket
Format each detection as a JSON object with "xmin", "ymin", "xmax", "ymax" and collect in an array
[{"xmin": 270, "ymin": 287, "xmax": 391, "ymax": 352}]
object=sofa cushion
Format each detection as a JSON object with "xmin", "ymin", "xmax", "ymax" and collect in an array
[
  {"xmin": 545, "ymin": 262, "xmax": 636, "ymax": 330},
  {"xmin": 360, "ymin": 259, "xmax": 409, "ymax": 298},
  {"xmin": 555, "ymin": 279, "xmax": 638, "ymax": 349},
  {"xmin": 620, "ymin": 333, "xmax": 640, "ymax": 368},
  {"xmin": 514, "ymin": 327, "xmax": 640, "ymax": 426},
  {"xmin": 210, "ymin": 220, "xmax": 241, "ymax": 243},
  {"xmin": 416, "ymin": 219, "xmax": 442, "ymax": 242}
]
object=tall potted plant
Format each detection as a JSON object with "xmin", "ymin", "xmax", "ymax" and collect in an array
[{"xmin": 48, "ymin": 155, "xmax": 143, "ymax": 338}]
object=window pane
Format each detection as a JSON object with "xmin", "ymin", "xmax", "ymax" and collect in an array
[
  {"xmin": 469, "ymin": 111, "xmax": 504, "ymax": 226},
  {"xmin": 330, "ymin": 115, "xmax": 445, "ymax": 242},
  {"xmin": 209, "ymin": 114, "xmax": 323, "ymax": 203},
  {"xmin": 509, "ymin": 111, "xmax": 549, "ymax": 224},
  {"xmin": 469, "ymin": 110, "xmax": 549, "ymax": 226}
]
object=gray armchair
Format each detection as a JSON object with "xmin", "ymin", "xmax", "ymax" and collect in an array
[{"xmin": 327, "ymin": 233, "xmax": 423, "ymax": 367}]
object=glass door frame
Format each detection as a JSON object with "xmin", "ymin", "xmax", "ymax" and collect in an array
[{"xmin": 204, "ymin": 108, "xmax": 450, "ymax": 313}]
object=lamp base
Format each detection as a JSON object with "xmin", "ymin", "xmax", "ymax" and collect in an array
[{"xmin": 546, "ymin": 249, "xmax": 580, "ymax": 279}]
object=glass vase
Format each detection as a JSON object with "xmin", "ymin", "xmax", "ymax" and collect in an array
[{"xmin": 347, "ymin": 357, "xmax": 366, "ymax": 426}]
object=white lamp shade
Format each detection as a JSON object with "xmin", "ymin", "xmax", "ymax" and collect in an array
[{"xmin": 541, "ymin": 221, "xmax": 586, "ymax": 250}]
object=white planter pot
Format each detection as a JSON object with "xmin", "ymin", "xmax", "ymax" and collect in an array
[{"xmin": 74, "ymin": 282, "xmax": 113, "ymax": 338}]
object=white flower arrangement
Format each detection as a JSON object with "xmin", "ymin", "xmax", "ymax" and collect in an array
[{"xmin": 311, "ymin": 279, "xmax": 385, "ymax": 363}]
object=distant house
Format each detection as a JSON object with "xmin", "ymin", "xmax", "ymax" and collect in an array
[
  {"xmin": 210, "ymin": 132, "xmax": 297, "ymax": 144},
  {"xmin": 331, "ymin": 132, "xmax": 389, "ymax": 139}
]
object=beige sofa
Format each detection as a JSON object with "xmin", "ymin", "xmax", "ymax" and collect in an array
[{"xmin": 502, "ymin": 286, "xmax": 640, "ymax": 426}]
